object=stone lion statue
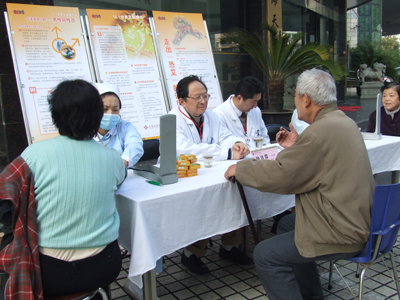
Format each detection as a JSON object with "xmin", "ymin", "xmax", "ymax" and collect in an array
[{"xmin": 359, "ymin": 62, "xmax": 386, "ymax": 83}]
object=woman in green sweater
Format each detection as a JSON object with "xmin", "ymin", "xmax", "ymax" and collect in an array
[{"xmin": 21, "ymin": 80, "xmax": 126, "ymax": 297}]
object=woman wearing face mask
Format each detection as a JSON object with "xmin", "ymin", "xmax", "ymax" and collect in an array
[
  {"xmin": 94, "ymin": 83, "xmax": 144, "ymax": 167},
  {"xmin": 367, "ymin": 82, "xmax": 400, "ymax": 136}
]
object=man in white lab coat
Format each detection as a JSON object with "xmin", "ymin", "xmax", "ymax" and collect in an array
[
  {"xmin": 214, "ymin": 76, "xmax": 270, "ymax": 149},
  {"xmin": 169, "ymin": 75, "xmax": 252, "ymax": 275},
  {"xmin": 215, "ymin": 76, "xmax": 291, "ymax": 234}
]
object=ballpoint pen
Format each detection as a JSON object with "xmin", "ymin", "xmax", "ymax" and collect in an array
[{"xmin": 146, "ymin": 180, "xmax": 163, "ymax": 186}]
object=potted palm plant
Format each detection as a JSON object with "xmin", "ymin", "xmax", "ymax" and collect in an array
[{"xmin": 223, "ymin": 24, "xmax": 345, "ymax": 113}]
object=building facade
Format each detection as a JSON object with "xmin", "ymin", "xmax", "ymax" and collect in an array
[{"xmin": 0, "ymin": 0, "xmax": 368, "ymax": 163}]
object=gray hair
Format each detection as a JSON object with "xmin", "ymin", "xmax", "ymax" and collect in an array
[{"xmin": 296, "ymin": 68, "xmax": 337, "ymax": 106}]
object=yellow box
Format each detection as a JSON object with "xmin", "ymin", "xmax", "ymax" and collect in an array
[
  {"xmin": 188, "ymin": 163, "xmax": 201, "ymax": 170},
  {"xmin": 177, "ymin": 170, "xmax": 186, "ymax": 178},
  {"xmin": 189, "ymin": 158, "xmax": 198, "ymax": 163},
  {"xmin": 186, "ymin": 171, "xmax": 198, "ymax": 177},
  {"xmin": 180, "ymin": 154, "xmax": 196, "ymax": 161},
  {"xmin": 176, "ymin": 159, "xmax": 190, "ymax": 166},
  {"xmin": 177, "ymin": 165, "xmax": 189, "ymax": 171},
  {"xmin": 186, "ymin": 169, "xmax": 198, "ymax": 175}
]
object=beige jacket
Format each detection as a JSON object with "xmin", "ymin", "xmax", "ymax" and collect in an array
[{"xmin": 236, "ymin": 104, "xmax": 374, "ymax": 258}]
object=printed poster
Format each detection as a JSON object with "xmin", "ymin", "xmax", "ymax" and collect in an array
[
  {"xmin": 152, "ymin": 11, "xmax": 222, "ymax": 110},
  {"xmin": 86, "ymin": 9, "xmax": 168, "ymax": 139},
  {"xmin": 6, "ymin": 3, "xmax": 93, "ymax": 143}
]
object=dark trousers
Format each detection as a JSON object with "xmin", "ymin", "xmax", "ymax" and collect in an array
[
  {"xmin": 254, "ymin": 214, "xmax": 358, "ymax": 300},
  {"xmin": 39, "ymin": 240, "xmax": 122, "ymax": 297}
]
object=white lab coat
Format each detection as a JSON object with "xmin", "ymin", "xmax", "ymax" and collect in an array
[
  {"xmin": 291, "ymin": 109, "xmax": 309, "ymax": 134},
  {"xmin": 94, "ymin": 119, "xmax": 144, "ymax": 168},
  {"xmin": 169, "ymin": 106, "xmax": 243, "ymax": 160},
  {"xmin": 213, "ymin": 95, "xmax": 270, "ymax": 149}
]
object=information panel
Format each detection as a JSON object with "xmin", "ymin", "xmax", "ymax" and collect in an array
[
  {"xmin": 152, "ymin": 11, "xmax": 222, "ymax": 110},
  {"xmin": 86, "ymin": 9, "xmax": 168, "ymax": 139},
  {"xmin": 6, "ymin": 3, "xmax": 93, "ymax": 143}
]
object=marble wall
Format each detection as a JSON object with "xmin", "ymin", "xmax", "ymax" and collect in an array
[{"xmin": 357, "ymin": 0, "xmax": 382, "ymax": 46}]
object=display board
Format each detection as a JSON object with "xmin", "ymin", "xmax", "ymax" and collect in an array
[
  {"xmin": 6, "ymin": 4, "xmax": 224, "ymax": 143},
  {"xmin": 152, "ymin": 11, "xmax": 222, "ymax": 110},
  {"xmin": 6, "ymin": 3, "xmax": 94, "ymax": 143},
  {"xmin": 86, "ymin": 9, "xmax": 168, "ymax": 139}
]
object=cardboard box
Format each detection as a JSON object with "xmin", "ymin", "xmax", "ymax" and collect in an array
[{"xmin": 188, "ymin": 163, "xmax": 201, "ymax": 170}]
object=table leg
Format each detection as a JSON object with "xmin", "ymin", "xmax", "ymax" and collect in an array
[
  {"xmin": 391, "ymin": 171, "xmax": 400, "ymax": 184},
  {"xmin": 122, "ymin": 270, "xmax": 158, "ymax": 300},
  {"xmin": 242, "ymin": 226, "xmax": 249, "ymax": 255},
  {"xmin": 257, "ymin": 220, "xmax": 262, "ymax": 242},
  {"xmin": 143, "ymin": 269, "xmax": 158, "ymax": 300}
]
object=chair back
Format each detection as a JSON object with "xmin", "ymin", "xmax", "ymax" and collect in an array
[
  {"xmin": 265, "ymin": 124, "xmax": 290, "ymax": 142},
  {"xmin": 349, "ymin": 183, "xmax": 400, "ymax": 263}
]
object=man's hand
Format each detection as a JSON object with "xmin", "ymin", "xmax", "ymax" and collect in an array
[
  {"xmin": 232, "ymin": 142, "xmax": 250, "ymax": 159},
  {"xmin": 224, "ymin": 164, "xmax": 237, "ymax": 181},
  {"xmin": 276, "ymin": 123, "xmax": 298, "ymax": 148}
]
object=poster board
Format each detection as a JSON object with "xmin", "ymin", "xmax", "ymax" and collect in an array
[
  {"xmin": 152, "ymin": 11, "xmax": 222, "ymax": 110},
  {"xmin": 6, "ymin": 3, "xmax": 94, "ymax": 143},
  {"xmin": 86, "ymin": 9, "xmax": 168, "ymax": 139}
]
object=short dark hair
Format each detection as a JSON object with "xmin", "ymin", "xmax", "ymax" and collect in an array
[
  {"xmin": 234, "ymin": 76, "xmax": 265, "ymax": 100},
  {"xmin": 100, "ymin": 92, "xmax": 122, "ymax": 109},
  {"xmin": 381, "ymin": 82, "xmax": 400, "ymax": 98},
  {"xmin": 48, "ymin": 79, "xmax": 103, "ymax": 140},
  {"xmin": 176, "ymin": 75, "xmax": 208, "ymax": 100}
]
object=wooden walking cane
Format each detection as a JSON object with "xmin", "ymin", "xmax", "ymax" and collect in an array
[{"xmin": 231, "ymin": 177, "xmax": 259, "ymax": 245}]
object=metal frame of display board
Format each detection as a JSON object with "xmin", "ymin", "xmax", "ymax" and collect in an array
[
  {"xmin": 81, "ymin": 15, "xmax": 97, "ymax": 82},
  {"xmin": 203, "ymin": 20, "xmax": 223, "ymax": 108},
  {"xmin": 84, "ymin": 15, "xmax": 101, "ymax": 82},
  {"xmin": 4, "ymin": 11, "xmax": 32, "ymax": 145},
  {"xmin": 148, "ymin": 16, "xmax": 172, "ymax": 112}
]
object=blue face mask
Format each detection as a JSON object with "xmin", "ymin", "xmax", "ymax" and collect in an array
[{"xmin": 100, "ymin": 113, "xmax": 120, "ymax": 130}]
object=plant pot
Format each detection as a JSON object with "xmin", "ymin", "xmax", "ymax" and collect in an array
[{"xmin": 261, "ymin": 110, "xmax": 293, "ymax": 128}]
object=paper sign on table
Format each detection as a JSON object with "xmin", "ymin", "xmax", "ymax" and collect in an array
[{"xmin": 251, "ymin": 144, "xmax": 279, "ymax": 161}]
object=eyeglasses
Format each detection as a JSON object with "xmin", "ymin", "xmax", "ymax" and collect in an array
[{"xmin": 186, "ymin": 94, "xmax": 211, "ymax": 102}]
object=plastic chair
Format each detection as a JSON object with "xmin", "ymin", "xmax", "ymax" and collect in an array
[
  {"xmin": 45, "ymin": 287, "xmax": 108, "ymax": 300},
  {"xmin": 328, "ymin": 183, "xmax": 400, "ymax": 300}
]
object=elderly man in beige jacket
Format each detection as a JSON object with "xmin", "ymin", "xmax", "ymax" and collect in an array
[{"xmin": 225, "ymin": 68, "xmax": 375, "ymax": 300}]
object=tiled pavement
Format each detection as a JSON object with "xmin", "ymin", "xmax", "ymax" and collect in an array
[{"xmin": 110, "ymin": 218, "xmax": 400, "ymax": 300}]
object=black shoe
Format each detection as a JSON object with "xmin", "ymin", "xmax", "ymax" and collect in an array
[
  {"xmin": 181, "ymin": 252, "xmax": 210, "ymax": 275},
  {"xmin": 219, "ymin": 246, "xmax": 253, "ymax": 265}
]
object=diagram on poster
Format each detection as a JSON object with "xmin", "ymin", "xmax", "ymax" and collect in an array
[
  {"xmin": 152, "ymin": 11, "xmax": 222, "ymax": 110},
  {"xmin": 87, "ymin": 9, "xmax": 168, "ymax": 139},
  {"xmin": 6, "ymin": 3, "xmax": 93, "ymax": 143}
]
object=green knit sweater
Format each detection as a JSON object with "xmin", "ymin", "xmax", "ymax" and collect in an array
[{"xmin": 21, "ymin": 135, "xmax": 126, "ymax": 249}]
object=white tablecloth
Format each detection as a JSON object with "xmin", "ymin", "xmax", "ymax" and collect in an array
[
  {"xmin": 365, "ymin": 136, "xmax": 400, "ymax": 174},
  {"xmin": 116, "ymin": 159, "xmax": 294, "ymax": 288},
  {"xmin": 115, "ymin": 135, "xmax": 400, "ymax": 288}
]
